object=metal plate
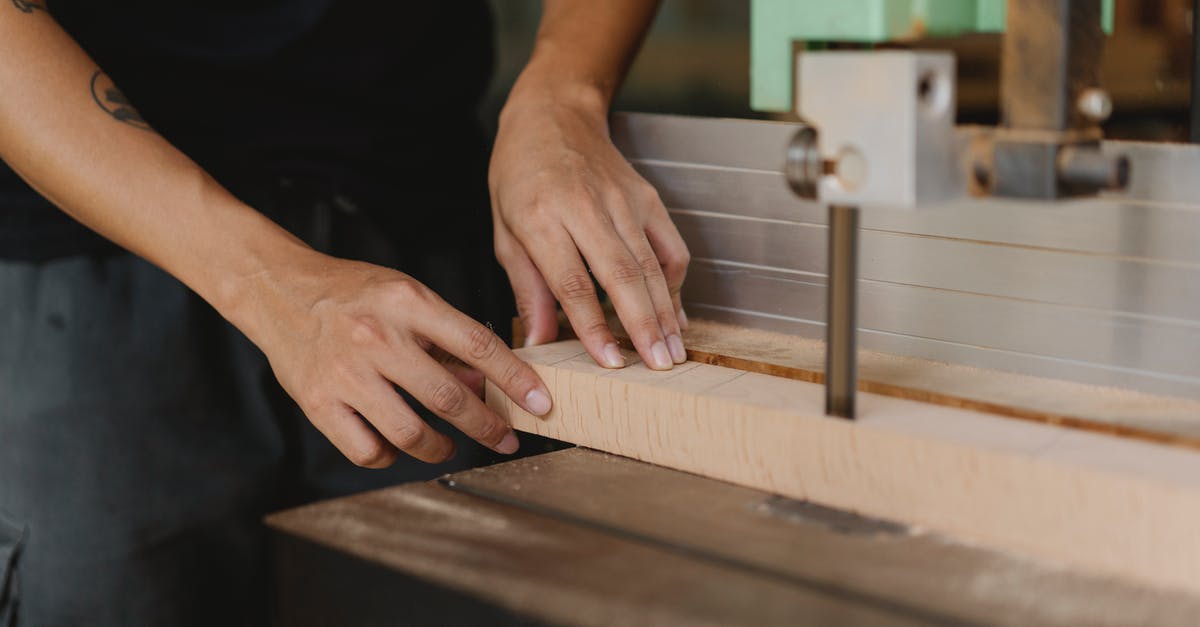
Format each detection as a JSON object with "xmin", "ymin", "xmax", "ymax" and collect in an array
[{"xmin": 613, "ymin": 113, "xmax": 1200, "ymax": 399}]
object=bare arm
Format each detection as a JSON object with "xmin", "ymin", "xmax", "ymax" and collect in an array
[
  {"xmin": 490, "ymin": 0, "xmax": 691, "ymax": 371},
  {"xmin": 0, "ymin": 5, "xmax": 552, "ymax": 466},
  {"xmin": 0, "ymin": 4, "xmax": 298, "ymax": 308}
]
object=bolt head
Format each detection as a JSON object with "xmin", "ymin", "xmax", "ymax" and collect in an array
[
  {"xmin": 785, "ymin": 126, "xmax": 821, "ymax": 200},
  {"xmin": 1077, "ymin": 88, "xmax": 1113, "ymax": 123}
]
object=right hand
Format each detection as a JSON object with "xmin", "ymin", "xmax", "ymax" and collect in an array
[
  {"xmin": 237, "ymin": 251, "xmax": 553, "ymax": 468},
  {"xmin": 488, "ymin": 91, "xmax": 691, "ymax": 370}
]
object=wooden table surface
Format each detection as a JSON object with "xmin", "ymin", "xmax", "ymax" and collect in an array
[{"xmin": 267, "ymin": 448, "xmax": 1200, "ymax": 627}]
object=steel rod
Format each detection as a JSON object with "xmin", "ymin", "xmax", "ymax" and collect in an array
[{"xmin": 825, "ymin": 204, "xmax": 860, "ymax": 419}]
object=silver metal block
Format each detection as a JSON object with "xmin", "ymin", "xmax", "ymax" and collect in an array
[{"xmin": 797, "ymin": 51, "xmax": 961, "ymax": 209}]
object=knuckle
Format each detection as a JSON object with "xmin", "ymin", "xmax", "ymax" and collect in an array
[
  {"xmin": 580, "ymin": 318, "xmax": 612, "ymax": 339},
  {"xmin": 389, "ymin": 422, "xmax": 425, "ymax": 451},
  {"xmin": 604, "ymin": 259, "xmax": 646, "ymax": 287},
  {"xmin": 350, "ymin": 440, "xmax": 395, "ymax": 468},
  {"xmin": 674, "ymin": 246, "xmax": 693, "ymax": 268},
  {"xmin": 474, "ymin": 418, "xmax": 505, "ymax": 446},
  {"xmin": 348, "ymin": 316, "xmax": 386, "ymax": 346},
  {"xmin": 638, "ymin": 255, "xmax": 665, "ymax": 281},
  {"xmin": 523, "ymin": 211, "xmax": 559, "ymax": 240},
  {"xmin": 664, "ymin": 251, "xmax": 691, "ymax": 286},
  {"xmin": 585, "ymin": 206, "xmax": 614, "ymax": 228},
  {"xmin": 636, "ymin": 181, "xmax": 663, "ymax": 207},
  {"xmin": 384, "ymin": 277, "xmax": 427, "ymax": 306},
  {"xmin": 329, "ymin": 358, "xmax": 361, "ymax": 386},
  {"xmin": 427, "ymin": 379, "xmax": 468, "ymax": 416},
  {"xmin": 500, "ymin": 360, "xmax": 527, "ymax": 388},
  {"xmin": 465, "ymin": 324, "xmax": 500, "ymax": 361},
  {"xmin": 556, "ymin": 272, "xmax": 597, "ymax": 303},
  {"xmin": 299, "ymin": 392, "xmax": 334, "ymax": 420},
  {"xmin": 635, "ymin": 314, "xmax": 661, "ymax": 335},
  {"xmin": 493, "ymin": 234, "xmax": 518, "ymax": 265},
  {"xmin": 520, "ymin": 198, "xmax": 563, "ymax": 233},
  {"xmin": 531, "ymin": 196, "xmax": 561, "ymax": 218},
  {"xmin": 513, "ymin": 294, "xmax": 537, "ymax": 320},
  {"xmin": 311, "ymin": 391, "xmax": 338, "ymax": 413}
]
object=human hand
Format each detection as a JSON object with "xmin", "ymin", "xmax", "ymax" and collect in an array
[
  {"xmin": 235, "ymin": 252, "xmax": 553, "ymax": 468},
  {"xmin": 489, "ymin": 90, "xmax": 690, "ymax": 371}
]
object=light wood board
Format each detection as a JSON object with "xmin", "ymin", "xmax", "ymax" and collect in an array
[
  {"xmin": 513, "ymin": 317, "xmax": 1200, "ymax": 450},
  {"xmin": 487, "ymin": 340, "xmax": 1200, "ymax": 595}
]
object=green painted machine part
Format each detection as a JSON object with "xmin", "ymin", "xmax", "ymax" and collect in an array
[{"xmin": 751, "ymin": 0, "xmax": 1115, "ymax": 112}]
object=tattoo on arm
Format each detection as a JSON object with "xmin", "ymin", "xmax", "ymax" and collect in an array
[
  {"xmin": 12, "ymin": 0, "xmax": 47, "ymax": 13},
  {"xmin": 89, "ymin": 70, "xmax": 151, "ymax": 131}
]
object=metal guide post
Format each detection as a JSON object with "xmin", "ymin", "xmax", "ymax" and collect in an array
[
  {"xmin": 825, "ymin": 205, "xmax": 860, "ymax": 419},
  {"xmin": 787, "ymin": 51, "xmax": 960, "ymax": 420}
]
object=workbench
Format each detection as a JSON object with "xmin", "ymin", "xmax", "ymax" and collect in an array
[{"xmin": 267, "ymin": 447, "xmax": 1200, "ymax": 626}]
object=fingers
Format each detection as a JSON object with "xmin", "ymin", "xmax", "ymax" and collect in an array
[
  {"xmin": 429, "ymin": 346, "xmax": 485, "ymax": 398},
  {"xmin": 494, "ymin": 225, "xmax": 559, "ymax": 347},
  {"xmin": 305, "ymin": 399, "xmax": 400, "ymax": 469},
  {"xmin": 614, "ymin": 223, "xmax": 686, "ymax": 365},
  {"xmin": 379, "ymin": 344, "xmax": 523, "ymax": 456},
  {"xmin": 645, "ymin": 211, "xmax": 692, "ymax": 331},
  {"xmin": 421, "ymin": 304, "xmax": 556, "ymax": 418},
  {"xmin": 316, "ymin": 343, "xmax": 457, "ymax": 465},
  {"xmin": 448, "ymin": 363, "xmax": 486, "ymax": 399},
  {"xmin": 526, "ymin": 228, "xmax": 628, "ymax": 369},
  {"xmin": 564, "ymin": 203, "xmax": 678, "ymax": 370},
  {"xmin": 350, "ymin": 372, "xmax": 457, "ymax": 464}
]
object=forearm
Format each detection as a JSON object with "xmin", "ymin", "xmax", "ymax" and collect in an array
[
  {"xmin": 503, "ymin": 0, "xmax": 659, "ymax": 121},
  {"xmin": 0, "ymin": 6, "xmax": 307, "ymax": 334},
  {"xmin": 0, "ymin": 4, "xmax": 554, "ymax": 467}
]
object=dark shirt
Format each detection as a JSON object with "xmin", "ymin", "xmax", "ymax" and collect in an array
[{"xmin": 0, "ymin": 0, "xmax": 495, "ymax": 261}]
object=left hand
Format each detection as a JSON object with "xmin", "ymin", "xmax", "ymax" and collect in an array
[{"xmin": 488, "ymin": 89, "xmax": 690, "ymax": 371}]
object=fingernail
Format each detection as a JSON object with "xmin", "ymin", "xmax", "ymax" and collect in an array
[
  {"xmin": 650, "ymin": 341, "xmax": 673, "ymax": 370},
  {"xmin": 602, "ymin": 342, "xmax": 626, "ymax": 368},
  {"xmin": 677, "ymin": 308, "xmax": 689, "ymax": 331},
  {"xmin": 496, "ymin": 431, "xmax": 520, "ymax": 455},
  {"xmin": 525, "ymin": 389, "xmax": 552, "ymax": 416},
  {"xmin": 667, "ymin": 334, "xmax": 687, "ymax": 364}
]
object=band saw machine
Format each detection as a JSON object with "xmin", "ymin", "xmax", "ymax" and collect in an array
[{"xmin": 267, "ymin": 2, "xmax": 1200, "ymax": 624}]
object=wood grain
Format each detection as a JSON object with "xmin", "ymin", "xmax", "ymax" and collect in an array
[
  {"xmin": 447, "ymin": 449, "xmax": 1200, "ymax": 627},
  {"xmin": 487, "ymin": 340, "xmax": 1200, "ymax": 595},
  {"xmin": 267, "ymin": 481, "xmax": 926, "ymax": 626},
  {"xmin": 513, "ymin": 316, "xmax": 1200, "ymax": 451}
]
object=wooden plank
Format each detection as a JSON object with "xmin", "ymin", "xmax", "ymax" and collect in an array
[
  {"xmin": 513, "ymin": 316, "xmax": 1200, "ymax": 450},
  {"xmin": 486, "ymin": 340, "xmax": 1200, "ymax": 595},
  {"xmin": 447, "ymin": 449, "xmax": 1200, "ymax": 627}
]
